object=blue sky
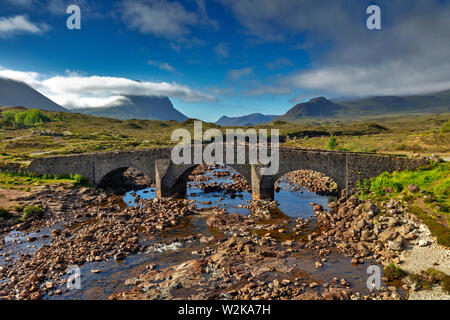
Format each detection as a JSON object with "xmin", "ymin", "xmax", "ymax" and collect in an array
[{"xmin": 0, "ymin": 0, "xmax": 449, "ymax": 122}]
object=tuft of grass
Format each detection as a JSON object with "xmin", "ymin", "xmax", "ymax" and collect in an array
[
  {"xmin": 384, "ymin": 263, "xmax": 407, "ymax": 281},
  {"xmin": 21, "ymin": 205, "xmax": 45, "ymax": 220}
]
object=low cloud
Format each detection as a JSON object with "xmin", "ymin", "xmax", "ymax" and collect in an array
[
  {"xmin": 0, "ymin": 15, "xmax": 48, "ymax": 37},
  {"xmin": 0, "ymin": 68, "xmax": 215, "ymax": 108},
  {"xmin": 287, "ymin": 61, "xmax": 450, "ymax": 98}
]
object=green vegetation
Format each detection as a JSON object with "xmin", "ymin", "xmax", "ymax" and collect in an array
[
  {"xmin": 358, "ymin": 162, "xmax": 450, "ymax": 247},
  {"xmin": 0, "ymin": 107, "xmax": 448, "ymax": 166},
  {"xmin": 1, "ymin": 109, "xmax": 51, "ymax": 128},
  {"xmin": 441, "ymin": 120, "xmax": 450, "ymax": 133},
  {"xmin": 358, "ymin": 162, "xmax": 449, "ymax": 212},
  {"xmin": 21, "ymin": 205, "xmax": 45, "ymax": 220},
  {"xmin": 384, "ymin": 263, "xmax": 407, "ymax": 281},
  {"xmin": 409, "ymin": 268, "xmax": 450, "ymax": 293},
  {"xmin": 281, "ymin": 114, "xmax": 449, "ymax": 155},
  {"xmin": 0, "ymin": 170, "xmax": 89, "ymax": 189},
  {"xmin": 327, "ymin": 135, "xmax": 339, "ymax": 150}
]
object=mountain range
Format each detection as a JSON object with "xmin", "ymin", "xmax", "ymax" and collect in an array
[
  {"xmin": 71, "ymin": 95, "xmax": 188, "ymax": 121},
  {"xmin": 277, "ymin": 90, "xmax": 450, "ymax": 122},
  {"xmin": 276, "ymin": 97, "xmax": 346, "ymax": 121},
  {"xmin": 215, "ymin": 113, "xmax": 278, "ymax": 126},
  {"xmin": 1, "ymin": 77, "xmax": 449, "ymax": 124},
  {"xmin": 0, "ymin": 78, "xmax": 188, "ymax": 122}
]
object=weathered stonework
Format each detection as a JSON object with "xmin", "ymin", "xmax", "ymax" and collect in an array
[{"xmin": 28, "ymin": 146, "xmax": 428, "ymax": 200}]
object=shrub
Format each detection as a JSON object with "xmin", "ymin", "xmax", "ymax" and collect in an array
[
  {"xmin": 327, "ymin": 136, "xmax": 338, "ymax": 150},
  {"xmin": 2, "ymin": 111, "xmax": 16, "ymax": 122},
  {"xmin": 384, "ymin": 263, "xmax": 407, "ymax": 281},
  {"xmin": 1, "ymin": 109, "xmax": 50, "ymax": 128},
  {"xmin": 71, "ymin": 174, "xmax": 87, "ymax": 186},
  {"xmin": 369, "ymin": 172, "xmax": 404, "ymax": 196},
  {"xmin": 21, "ymin": 205, "xmax": 46, "ymax": 220},
  {"xmin": 440, "ymin": 120, "xmax": 450, "ymax": 133}
]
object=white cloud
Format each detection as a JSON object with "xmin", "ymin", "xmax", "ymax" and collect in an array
[
  {"xmin": 287, "ymin": 61, "xmax": 450, "ymax": 98},
  {"xmin": 119, "ymin": 0, "xmax": 217, "ymax": 40},
  {"xmin": 0, "ymin": 15, "xmax": 48, "ymax": 37},
  {"xmin": 147, "ymin": 60, "xmax": 177, "ymax": 73},
  {"xmin": 222, "ymin": 0, "xmax": 450, "ymax": 99},
  {"xmin": 214, "ymin": 43, "xmax": 229, "ymax": 59},
  {"xmin": 0, "ymin": 68, "xmax": 215, "ymax": 108},
  {"xmin": 226, "ymin": 67, "xmax": 254, "ymax": 81}
]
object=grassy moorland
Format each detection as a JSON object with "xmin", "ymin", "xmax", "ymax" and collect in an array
[
  {"xmin": 0, "ymin": 107, "xmax": 221, "ymax": 165},
  {"xmin": 276, "ymin": 115, "xmax": 450, "ymax": 156},
  {"xmin": 1, "ymin": 107, "xmax": 449, "ymax": 167}
]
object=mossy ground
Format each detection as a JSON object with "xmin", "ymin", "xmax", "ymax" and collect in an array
[{"xmin": 409, "ymin": 268, "xmax": 450, "ymax": 293}]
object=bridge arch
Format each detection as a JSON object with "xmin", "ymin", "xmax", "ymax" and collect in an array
[
  {"xmin": 249, "ymin": 149, "xmax": 347, "ymax": 200},
  {"xmin": 274, "ymin": 169, "xmax": 338, "ymax": 196},
  {"xmin": 98, "ymin": 166, "xmax": 154, "ymax": 193},
  {"xmin": 157, "ymin": 162, "xmax": 252, "ymax": 198}
]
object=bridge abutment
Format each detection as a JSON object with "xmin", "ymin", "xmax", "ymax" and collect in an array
[{"xmin": 251, "ymin": 164, "xmax": 276, "ymax": 200}]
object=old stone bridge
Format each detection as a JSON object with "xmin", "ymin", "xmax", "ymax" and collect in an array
[{"xmin": 28, "ymin": 146, "xmax": 428, "ymax": 200}]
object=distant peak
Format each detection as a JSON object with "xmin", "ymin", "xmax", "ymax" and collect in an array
[{"xmin": 308, "ymin": 96, "xmax": 330, "ymax": 103}]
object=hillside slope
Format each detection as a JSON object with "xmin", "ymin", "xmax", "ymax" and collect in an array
[
  {"xmin": 277, "ymin": 97, "xmax": 346, "ymax": 121},
  {"xmin": 277, "ymin": 90, "xmax": 450, "ymax": 122},
  {"xmin": 0, "ymin": 77, "xmax": 67, "ymax": 112}
]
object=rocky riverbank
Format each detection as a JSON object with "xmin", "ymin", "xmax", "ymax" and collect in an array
[
  {"xmin": 0, "ymin": 167, "xmax": 448, "ymax": 300},
  {"xmin": 0, "ymin": 185, "xmax": 196, "ymax": 300}
]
